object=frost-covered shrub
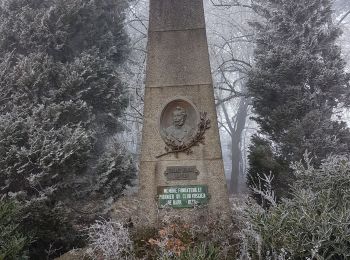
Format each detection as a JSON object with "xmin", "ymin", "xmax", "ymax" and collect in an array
[
  {"xmin": 243, "ymin": 154, "xmax": 350, "ymax": 259},
  {"xmin": 156, "ymin": 243, "xmax": 221, "ymax": 260},
  {"xmin": 142, "ymin": 212, "xmax": 239, "ymax": 259},
  {"xmin": 86, "ymin": 219, "xmax": 133, "ymax": 260},
  {"xmin": 0, "ymin": 0, "xmax": 135, "ymax": 258}
]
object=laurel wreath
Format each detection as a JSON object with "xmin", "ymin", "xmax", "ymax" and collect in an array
[{"xmin": 156, "ymin": 112, "xmax": 211, "ymax": 158}]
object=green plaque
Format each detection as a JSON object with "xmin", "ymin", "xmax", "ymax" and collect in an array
[{"xmin": 157, "ymin": 185, "xmax": 209, "ymax": 208}]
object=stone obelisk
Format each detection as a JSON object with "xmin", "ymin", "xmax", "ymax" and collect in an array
[{"xmin": 138, "ymin": 0, "xmax": 230, "ymax": 225}]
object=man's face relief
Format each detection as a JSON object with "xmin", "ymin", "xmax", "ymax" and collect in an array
[{"xmin": 173, "ymin": 108, "xmax": 186, "ymax": 127}]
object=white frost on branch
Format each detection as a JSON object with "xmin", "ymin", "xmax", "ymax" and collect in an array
[{"xmin": 85, "ymin": 219, "xmax": 134, "ymax": 260}]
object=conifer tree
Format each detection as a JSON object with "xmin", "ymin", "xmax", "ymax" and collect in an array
[
  {"xmin": 0, "ymin": 0, "xmax": 135, "ymax": 257},
  {"xmin": 0, "ymin": 200, "xmax": 30, "ymax": 259},
  {"xmin": 247, "ymin": 0, "xmax": 350, "ymax": 199}
]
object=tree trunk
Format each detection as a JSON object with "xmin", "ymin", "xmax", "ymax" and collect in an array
[{"xmin": 229, "ymin": 97, "xmax": 249, "ymax": 194}]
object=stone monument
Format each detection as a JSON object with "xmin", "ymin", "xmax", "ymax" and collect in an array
[{"xmin": 138, "ymin": 0, "xmax": 230, "ymax": 225}]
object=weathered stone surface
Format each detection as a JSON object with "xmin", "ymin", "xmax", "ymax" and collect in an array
[
  {"xmin": 138, "ymin": 159, "xmax": 230, "ymax": 224},
  {"xmin": 149, "ymin": 0, "xmax": 205, "ymax": 31},
  {"xmin": 140, "ymin": 85, "xmax": 222, "ymax": 162},
  {"xmin": 137, "ymin": 0, "xmax": 230, "ymax": 226},
  {"xmin": 146, "ymin": 30, "xmax": 212, "ymax": 87},
  {"xmin": 138, "ymin": 161, "xmax": 158, "ymax": 223}
]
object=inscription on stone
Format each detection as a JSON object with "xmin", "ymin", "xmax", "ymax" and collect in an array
[
  {"xmin": 158, "ymin": 185, "xmax": 209, "ymax": 208},
  {"xmin": 164, "ymin": 166, "xmax": 199, "ymax": 180}
]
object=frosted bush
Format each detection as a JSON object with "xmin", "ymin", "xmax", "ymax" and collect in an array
[
  {"xmin": 242, "ymin": 154, "xmax": 350, "ymax": 259},
  {"xmin": 86, "ymin": 219, "xmax": 134, "ymax": 259}
]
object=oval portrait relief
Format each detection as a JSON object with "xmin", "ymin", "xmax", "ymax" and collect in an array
[{"xmin": 159, "ymin": 99, "xmax": 199, "ymax": 147}]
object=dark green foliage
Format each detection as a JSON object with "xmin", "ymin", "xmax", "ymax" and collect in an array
[
  {"xmin": 158, "ymin": 244, "xmax": 222, "ymax": 260},
  {"xmin": 247, "ymin": 136, "xmax": 293, "ymax": 202},
  {"xmin": 246, "ymin": 155, "xmax": 350, "ymax": 259},
  {"xmin": 247, "ymin": 0, "xmax": 350, "ymax": 199},
  {"xmin": 0, "ymin": 200, "xmax": 30, "ymax": 259},
  {"xmin": 0, "ymin": 0, "xmax": 135, "ymax": 258},
  {"xmin": 20, "ymin": 200, "xmax": 83, "ymax": 259},
  {"xmin": 178, "ymin": 244, "xmax": 221, "ymax": 260}
]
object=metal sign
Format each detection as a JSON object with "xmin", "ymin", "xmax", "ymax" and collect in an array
[
  {"xmin": 157, "ymin": 185, "xmax": 209, "ymax": 208},
  {"xmin": 164, "ymin": 166, "xmax": 199, "ymax": 180}
]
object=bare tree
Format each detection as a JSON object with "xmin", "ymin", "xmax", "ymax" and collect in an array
[
  {"xmin": 205, "ymin": 0, "xmax": 256, "ymax": 194},
  {"xmin": 119, "ymin": 0, "xmax": 149, "ymax": 158},
  {"xmin": 335, "ymin": 1, "xmax": 350, "ymax": 71}
]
